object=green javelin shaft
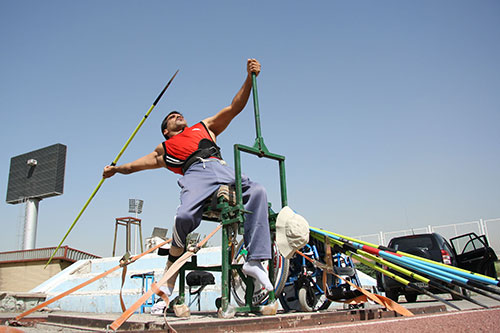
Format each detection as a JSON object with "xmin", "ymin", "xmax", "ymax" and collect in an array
[{"xmin": 45, "ymin": 70, "xmax": 179, "ymax": 268}]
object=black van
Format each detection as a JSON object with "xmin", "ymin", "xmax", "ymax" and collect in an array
[{"xmin": 376, "ymin": 232, "xmax": 497, "ymax": 302}]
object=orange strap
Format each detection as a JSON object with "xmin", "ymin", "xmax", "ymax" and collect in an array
[
  {"xmin": 331, "ymin": 267, "xmax": 413, "ymax": 316},
  {"xmin": 110, "ymin": 224, "xmax": 222, "ymax": 331},
  {"xmin": 150, "ymin": 283, "xmax": 170, "ymax": 306},
  {"xmin": 295, "ymin": 250, "xmax": 413, "ymax": 317},
  {"xmin": 335, "ymin": 294, "xmax": 369, "ymax": 304},
  {"xmin": 323, "ymin": 236, "xmax": 333, "ymax": 297},
  {"xmin": 15, "ymin": 238, "xmax": 172, "ymax": 321},
  {"xmin": 119, "ymin": 263, "xmax": 128, "ymax": 312}
]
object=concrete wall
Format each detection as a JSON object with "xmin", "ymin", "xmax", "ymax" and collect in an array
[
  {"xmin": 0, "ymin": 259, "xmax": 72, "ymax": 292},
  {"xmin": 0, "ymin": 292, "xmax": 46, "ymax": 312}
]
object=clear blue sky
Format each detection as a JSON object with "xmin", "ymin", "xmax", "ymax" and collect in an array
[{"xmin": 1, "ymin": 1, "xmax": 499, "ymax": 256}]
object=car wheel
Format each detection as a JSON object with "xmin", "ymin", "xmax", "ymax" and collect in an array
[
  {"xmin": 404, "ymin": 293, "xmax": 418, "ymax": 303},
  {"xmin": 385, "ymin": 289, "xmax": 399, "ymax": 302}
]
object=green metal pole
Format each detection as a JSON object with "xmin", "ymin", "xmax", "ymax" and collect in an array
[
  {"xmin": 221, "ymin": 224, "xmax": 230, "ymax": 312},
  {"xmin": 233, "ymin": 146, "xmax": 243, "ymax": 206},
  {"xmin": 179, "ymin": 267, "xmax": 186, "ymax": 304},
  {"xmin": 279, "ymin": 160, "xmax": 288, "ymax": 207},
  {"xmin": 251, "ymin": 73, "xmax": 263, "ymax": 144},
  {"xmin": 45, "ymin": 70, "xmax": 179, "ymax": 268}
]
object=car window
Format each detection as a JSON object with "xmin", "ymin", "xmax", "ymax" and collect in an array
[
  {"xmin": 451, "ymin": 233, "xmax": 488, "ymax": 255},
  {"xmin": 463, "ymin": 237, "xmax": 486, "ymax": 254},
  {"xmin": 391, "ymin": 236, "xmax": 435, "ymax": 251},
  {"xmin": 452, "ymin": 236, "xmax": 470, "ymax": 254}
]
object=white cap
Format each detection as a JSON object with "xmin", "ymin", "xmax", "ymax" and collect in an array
[{"xmin": 276, "ymin": 206, "xmax": 310, "ymax": 259}]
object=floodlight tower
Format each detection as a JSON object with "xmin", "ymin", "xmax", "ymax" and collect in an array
[
  {"xmin": 129, "ymin": 198, "xmax": 143, "ymax": 254},
  {"xmin": 6, "ymin": 144, "xmax": 67, "ymax": 250}
]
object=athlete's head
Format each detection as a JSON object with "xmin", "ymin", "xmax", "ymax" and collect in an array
[{"xmin": 161, "ymin": 111, "xmax": 187, "ymax": 140}]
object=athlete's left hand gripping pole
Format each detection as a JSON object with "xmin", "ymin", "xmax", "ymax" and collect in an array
[{"xmin": 45, "ymin": 70, "xmax": 179, "ymax": 268}]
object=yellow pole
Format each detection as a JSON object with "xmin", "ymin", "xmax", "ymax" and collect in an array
[{"xmin": 45, "ymin": 70, "xmax": 179, "ymax": 267}]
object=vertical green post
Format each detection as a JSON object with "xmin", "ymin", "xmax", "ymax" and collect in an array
[
  {"xmin": 279, "ymin": 160, "xmax": 288, "ymax": 207},
  {"xmin": 228, "ymin": 71, "xmax": 288, "ymax": 312},
  {"xmin": 221, "ymin": 223, "xmax": 230, "ymax": 312},
  {"xmin": 178, "ymin": 268, "xmax": 186, "ymax": 304},
  {"xmin": 234, "ymin": 146, "xmax": 243, "ymax": 206},
  {"xmin": 251, "ymin": 73, "xmax": 263, "ymax": 143}
]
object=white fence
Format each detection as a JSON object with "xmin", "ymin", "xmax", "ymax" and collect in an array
[{"xmin": 354, "ymin": 218, "xmax": 500, "ymax": 256}]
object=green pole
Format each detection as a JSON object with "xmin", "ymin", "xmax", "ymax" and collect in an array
[
  {"xmin": 45, "ymin": 70, "xmax": 179, "ymax": 268},
  {"xmin": 251, "ymin": 73, "xmax": 263, "ymax": 144}
]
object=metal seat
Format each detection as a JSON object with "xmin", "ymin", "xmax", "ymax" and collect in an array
[
  {"xmin": 201, "ymin": 185, "xmax": 237, "ymax": 221},
  {"xmin": 186, "ymin": 271, "xmax": 216, "ymax": 311}
]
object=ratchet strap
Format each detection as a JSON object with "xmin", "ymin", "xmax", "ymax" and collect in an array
[
  {"xmin": 16, "ymin": 238, "xmax": 172, "ymax": 321},
  {"xmin": 295, "ymin": 249, "xmax": 414, "ymax": 317},
  {"xmin": 110, "ymin": 224, "xmax": 222, "ymax": 331}
]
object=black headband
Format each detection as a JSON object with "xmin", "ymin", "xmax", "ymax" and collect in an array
[{"xmin": 161, "ymin": 111, "xmax": 181, "ymax": 139}]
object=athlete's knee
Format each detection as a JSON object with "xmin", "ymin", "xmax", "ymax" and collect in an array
[
  {"xmin": 168, "ymin": 252, "xmax": 182, "ymax": 265},
  {"xmin": 253, "ymin": 182, "xmax": 267, "ymax": 195},
  {"xmin": 173, "ymin": 212, "xmax": 199, "ymax": 249},
  {"xmin": 175, "ymin": 211, "xmax": 196, "ymax": 226},
  {"xmin": 169, "ymin": 245, "xmax": 183, "ymax": 258},
  {"xmin": 248, "ymin": 182, "xmax": 267, "ymax": 200}
]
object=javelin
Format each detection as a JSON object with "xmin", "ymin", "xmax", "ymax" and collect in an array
[{"xmin": 45, "ymin": 70, "xmax": 179, "ymax": 268}]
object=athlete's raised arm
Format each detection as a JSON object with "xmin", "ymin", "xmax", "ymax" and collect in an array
[{"xmin": 203, "ymin": 59, "xmax": 261, "ymax": 138}]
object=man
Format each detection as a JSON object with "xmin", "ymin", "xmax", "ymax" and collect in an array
[{"xmin": 103, "ymin": 59, "xmax": 274, "ymax": 314}]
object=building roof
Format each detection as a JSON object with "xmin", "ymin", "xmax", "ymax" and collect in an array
[{"xmin": 0, "ymin": 246, "xmax": 100, "ymax": 264}]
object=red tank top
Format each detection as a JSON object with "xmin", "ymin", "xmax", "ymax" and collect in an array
[{"xmin": 162, "ymin": 122, "xmax": 216, "ymax": 175}]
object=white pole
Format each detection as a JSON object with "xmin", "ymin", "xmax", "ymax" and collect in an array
[
  {"xmin": 23, "ymin": 198, "xmax": 40, "ymax": 250},
  {"xmin": 479, "ymin": 219, "xmax": 485, "ymax": 236},
  {"xmin": 134, "ymin": 211, "xmax": 138, "ymax": 255}
]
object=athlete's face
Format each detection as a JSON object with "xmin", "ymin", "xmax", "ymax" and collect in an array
[{"xmin": 163, "ymin": 113, "xmax": 187, "ymax": 138}]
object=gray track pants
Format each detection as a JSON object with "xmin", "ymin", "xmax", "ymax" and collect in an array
[{"xmin": 171, "ymin": 159, "xmax": 272, "ymax": 261}]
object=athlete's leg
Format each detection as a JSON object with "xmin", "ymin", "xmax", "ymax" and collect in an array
[
  {"xmin": 211, "ymin": 162, "xmax": 273, "ymax": 289},
  {"xmin": 240, "ymin": 176, "xmax": 272, "ymax": 261},
  {"xmin": 162, "ymin": 163, "xmax": 223, "ymax": 296}
]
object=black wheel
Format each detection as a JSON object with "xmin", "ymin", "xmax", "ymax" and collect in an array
[
  {"xmin": 297, "ymin": 283, "xmax": 331, "ymax": 312},
  {"xmin": 215, "ymin": 297, "xmax": 221, "ymax": 309},
  {"xmin": 298, "ymin": 287, "xmax": 316, "ymax": 312},
  {"xmin": 279, "ymin": 283, "xmax": 300, "ymax": 312},
  {"xmin": 279, "ymin": 258, "xmax": 332, "ymax": 312},
  {"xmin": 315, "ymin": 273, "xmax": 332, "ymax": 311},
  {"xmin": 385, "ymin": 289, "xmax": 399, "ymax": 302},
  {"xmin": 404, "ymin": 293, "xmax": 418, "ymax": 303}
]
